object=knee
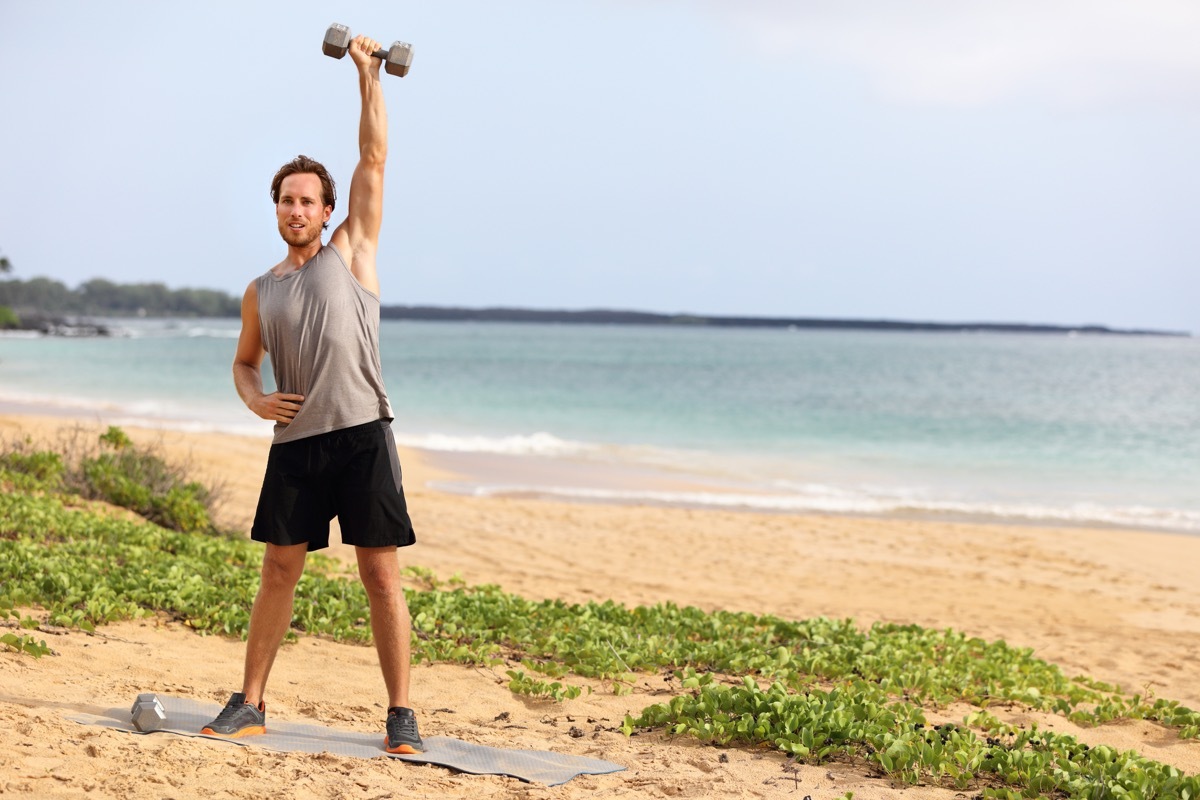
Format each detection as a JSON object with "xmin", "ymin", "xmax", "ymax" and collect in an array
[
  {"xmin": 359, "ymin": 564, "xmax": 406, "ymax": 607},
  {"xmin": 260, "ymin": 550, "xmax": 304, "ymax": 593}
]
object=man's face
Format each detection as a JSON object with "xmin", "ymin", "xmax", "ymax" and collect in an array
[{"xmin": 276, "ymin": 173, "xmax": 332, "ymax": 248}]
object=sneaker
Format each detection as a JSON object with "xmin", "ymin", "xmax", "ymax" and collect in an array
[
  {"xmin": 385, "ymin": 706, "xmax": 423, "ymax": 754},
  {"xmin": 201, "ymin": 692, "xmax": 266, "ymax": 738}
]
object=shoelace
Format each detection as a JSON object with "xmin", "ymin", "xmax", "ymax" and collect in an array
[
  {"xmin": 387, "ymin": 713, "xmax": 419, "ymax": 740},
  {"xmin": 214, "ymin": 700, "xmax": 256, "ymax": 723}
]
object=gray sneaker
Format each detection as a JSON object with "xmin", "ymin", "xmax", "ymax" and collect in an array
[
  {"xmin": 385, "ymin": 706, "xmax": 423, "ymax": 754},
  {"xmin": 201, "ymin": 692, "xmax": 266, "ymax": 738}
]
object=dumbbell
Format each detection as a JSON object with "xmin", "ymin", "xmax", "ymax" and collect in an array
[
  {"xmin": 322, "ymin": 23, "xmax": 414, "ymax": 77},
  {"xmin": 130, "ymin": 693, "xmax": 166, "ymax": 732}
]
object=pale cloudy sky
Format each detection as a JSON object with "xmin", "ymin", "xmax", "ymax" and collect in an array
[{"xmin": 1, "ymin": 1, "xmax": 1197, "ymax": 332}]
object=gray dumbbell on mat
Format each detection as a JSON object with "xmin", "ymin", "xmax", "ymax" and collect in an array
[
  {"xmin": 322, "ymin": 23, "xmax": 414, "ymax": 77},
  {"xmin": 130, "ymin": 693, "xmax": 166, "ymax": 732}
]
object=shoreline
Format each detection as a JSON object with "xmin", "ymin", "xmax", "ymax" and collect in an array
[
  {"xmin": 421, "ymin": 448, "xmax": 1200, "ymax": 536},
  {"xmin": 4, "ymin": 320, "xmax": 1199, "ymax": 537},
  {"xmin": 3, "ymin": 400, "xmax": 1197, "ymax": 537},
  {"xmin": 411, "ymin": 444, "xmax": 1200, "ymax": 536}
]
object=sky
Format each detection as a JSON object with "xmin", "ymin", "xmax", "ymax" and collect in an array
[{"xmin": 1, "ymin": 1, "xmax": 1198, "ymax": 333}]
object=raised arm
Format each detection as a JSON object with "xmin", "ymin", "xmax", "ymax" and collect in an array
[{"xmin": 330, "ymin": 34, "xmax": 388, "ymax": 296}]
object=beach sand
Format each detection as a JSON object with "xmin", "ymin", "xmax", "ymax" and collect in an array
[{"xmin": 2, "ymin": 412, "xmax": 1198, "ymax": 799}]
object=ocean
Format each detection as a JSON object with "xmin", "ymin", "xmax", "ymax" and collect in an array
[{"xmin": 1, "ymin": 318, "xmax": 1197, "ymax": 533}]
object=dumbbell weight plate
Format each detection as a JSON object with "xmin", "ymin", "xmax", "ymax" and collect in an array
[
  {"xmin": 383, "ymin": 42, "xmax": 415, "ymax": 77},
  {"xmin": 130, "ymin": 693, "xmax": 166, "ymax": 732},
  {"xmin": 322, "ymin": 23, "xmax": 352, "ymax": 59}
]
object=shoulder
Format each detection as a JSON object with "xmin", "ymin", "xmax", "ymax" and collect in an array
[
  {"xmin": 240, "ymin": 279, "xmax": 262, "ymax": 316},
  {"xmin": 324, "ymin": 240, "xmax": 351, "ymax": 270},
  {"xmin": 323, "ymin": 240, "xmax": 379, "ymax": 295},
  {"xmin": 328, "ymin": 230, "xmax": 353, "ymax": 269}
]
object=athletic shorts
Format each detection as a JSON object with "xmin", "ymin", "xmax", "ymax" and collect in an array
[{"xmin": 251, "ymin": 419, "xmax": 416, "ymax": 551}]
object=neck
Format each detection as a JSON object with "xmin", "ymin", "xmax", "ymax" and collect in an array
[{"xmin": 284, "ymin": 239, "xmax": 324, "ymax": 268}]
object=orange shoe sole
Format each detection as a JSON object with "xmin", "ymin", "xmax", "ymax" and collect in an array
[
  {"xmin": 201, "ymin": 725, "xmax": 266, "ymax": 738},
  {"xmin": 384, "ymin": 739, "xmax": 420, "ymax": 755}
]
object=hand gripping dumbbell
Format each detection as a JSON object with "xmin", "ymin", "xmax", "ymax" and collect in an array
[
  {"xmin": 130, "ymin": 693, "xmax": 166, "ymax": 732},
  {"xmin": 322, "ymin": 23, "xmax": 414, "ymax": 77}
]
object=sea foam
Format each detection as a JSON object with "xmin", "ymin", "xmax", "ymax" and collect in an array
[
  {"xmin": 393, "ymin": 431, "xmax": 595, "ymax": 457},
  {"xmin": 433, "ymin": 481, "xmax": 1200, "ymax": 533}
]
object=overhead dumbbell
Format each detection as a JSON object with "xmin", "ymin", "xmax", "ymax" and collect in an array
[
  {"xmin": 130, "ymin": 693, "xmax": 166, "ymax": 732},
  {"xmin": 322, "ymin": 23, "xmax": 414, "ymax": 77}
]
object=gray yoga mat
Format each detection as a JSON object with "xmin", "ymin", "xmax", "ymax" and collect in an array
[{"xmin": 67, "ymin": 695, "xmax": 624, "ymax": 786}]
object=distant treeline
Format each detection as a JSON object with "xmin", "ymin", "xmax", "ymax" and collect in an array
[
  {"xmin": 380, "ymin": 305, "xmax": 1186, "ymax": 337},
  {"xmin": 0, "ymin": 277, "xmax": 240, "ymax": 319},
  {"xmin": 0, "ymin": 277, "xmax": 1187, "ymax": 337}
]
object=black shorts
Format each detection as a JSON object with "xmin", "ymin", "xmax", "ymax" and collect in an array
[{"xmin": 251, "ymin": 419, "xmax": 416, "ymax": 551}]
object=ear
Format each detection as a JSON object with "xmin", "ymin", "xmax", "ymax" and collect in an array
[{"xmin": 323, "ymin": 205, "xmax": 333, "ymax": 224}]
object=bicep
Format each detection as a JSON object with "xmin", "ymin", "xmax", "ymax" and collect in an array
[
  {"xmin": 332, "ymin": 162, "xmax": 384, "ymax": 294},
  {"xmin": 233, "ymin": 283, "xmax": 265, "ymax": 369},
  {"xmin": 340, "ymin": 161, "xmax": 385, "ymax": 255}
]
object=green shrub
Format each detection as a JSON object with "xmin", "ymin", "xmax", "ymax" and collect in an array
[
  {"xmin": 0, "ymin": 450, "xmax": 65, "ymax": 486},
  {"xmin": 0, "ymin": 426, "xmax": 220, "ymax": 535},
  {"xmin": 98, "ymin": 425, "xmax": 133, "ymax": 450}
]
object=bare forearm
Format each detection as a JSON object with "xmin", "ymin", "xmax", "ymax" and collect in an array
[
  {"xmin": 233, "ymin": 361, "xmax": 265, "ymax": 409},
  {"xmin": 358, "ymin": 70, "xmax": 387, "ymax": 166}
]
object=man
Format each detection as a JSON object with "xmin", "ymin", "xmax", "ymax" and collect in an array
[{"xmin": 202, "ymin": 33, "xmax": 422, "ymax": 755}]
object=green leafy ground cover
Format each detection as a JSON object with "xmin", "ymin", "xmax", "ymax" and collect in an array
[{"xmin": 1, "ymin": 434, "xmax": 1198, "ymax": 798}]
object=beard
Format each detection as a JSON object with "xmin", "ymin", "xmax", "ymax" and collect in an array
[{"xmin": 278, "ymin": 220, "xmax": 323, "ymax": 248}]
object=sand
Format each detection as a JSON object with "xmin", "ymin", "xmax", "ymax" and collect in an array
[{"xmin": 2, "ymin": 412, "xmax": 1198, "ymax": 799}]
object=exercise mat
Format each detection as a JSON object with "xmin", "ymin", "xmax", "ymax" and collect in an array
[{"xmin": 67, "ymin": 695, "xmax": 624, "ymax": 786}]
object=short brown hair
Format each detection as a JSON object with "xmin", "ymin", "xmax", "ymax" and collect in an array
[{"xmin": 270, "ymin": 155, "xmax": 337, "ymax": 228}]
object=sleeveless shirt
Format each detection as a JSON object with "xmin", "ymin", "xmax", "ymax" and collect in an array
[{"xmin": 256, "ymin": 244, "xmax": 394, "ymax": 444}]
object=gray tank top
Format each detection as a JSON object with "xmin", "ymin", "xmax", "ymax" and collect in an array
[{"xmin": 256, "ymin": 244, "xmax": 394, "ymax": 444}]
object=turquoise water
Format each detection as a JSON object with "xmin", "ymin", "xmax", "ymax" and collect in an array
[{"xmin": 1, "ymin": 318, "xmax": 1197, "ymax": 532}]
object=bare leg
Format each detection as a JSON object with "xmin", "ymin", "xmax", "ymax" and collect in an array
[
  {"xmin": 241, "ymin": 542, "xmax": 308, "ymax": 706},
  {"xmin": 356, "ymin": 545, "xmax": 412, "ymax": 708}
]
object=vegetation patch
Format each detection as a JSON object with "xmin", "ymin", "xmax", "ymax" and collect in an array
[{"xmin": 2, "ymin": 426, "xmax": 223, "ymax": 536}]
